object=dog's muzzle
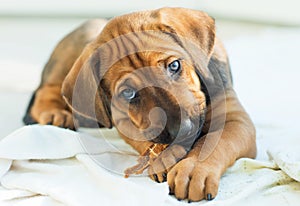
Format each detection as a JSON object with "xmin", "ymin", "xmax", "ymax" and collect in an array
[
  {"xmin": 149, "ymin": 116, "xmax": 203, "ymax": 149},
  {"xmin": 147, "ymin": 71, "xmax": 207, "ymax": 147}
]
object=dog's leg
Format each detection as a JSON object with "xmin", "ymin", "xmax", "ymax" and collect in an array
[
  {"xmin": 24, "ymin": 19, "xmax": 107, "ymax": 129},
  {"xmin": 118, "ymin": 130, "xmax": 188, "ymax": 182},
  {"xmin": 30, "ymin": 85, "xmax": 74, "ymax": 128},
  {"xmin": 120, "ymin": 132, "xmax": 187, "ymax": 182},
  {"xmin": 162, "ymin": 90, "xmax": 256, "ymax": 201}
]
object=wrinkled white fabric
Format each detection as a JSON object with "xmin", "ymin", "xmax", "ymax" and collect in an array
[{"xmin": 0, "ymin": 125, "xmax": 299, "ymax": 206}]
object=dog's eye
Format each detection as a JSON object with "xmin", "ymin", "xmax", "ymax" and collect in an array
[
  {"xmin": 167, "ymin": 60, "xmax": 181, "ymax": 74},
  {"xmin": 121, "ymin": 88, "xmax": 136, "ymax": 100}
]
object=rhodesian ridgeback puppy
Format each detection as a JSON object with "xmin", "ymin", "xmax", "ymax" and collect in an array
[{"xmin": 23, "ymin": 7, "xmax": 256, "ymax": 202}]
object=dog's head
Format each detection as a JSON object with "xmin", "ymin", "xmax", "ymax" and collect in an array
[{"xmin": 62, "ymin": 7, "xmax": 216, "ymax": 146}]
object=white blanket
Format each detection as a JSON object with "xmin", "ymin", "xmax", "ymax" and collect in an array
[{"xmin": 0, "ymin": 124, "xmax": 299, "ymax": 206}]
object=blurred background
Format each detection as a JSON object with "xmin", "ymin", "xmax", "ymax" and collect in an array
[{"xmin": 0, "ymin": 0, "xmax": 300, "ymax": 138}]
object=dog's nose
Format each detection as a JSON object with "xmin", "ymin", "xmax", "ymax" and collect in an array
[
  {"xmin": 178, "ymin": 119, "xmax": 194, "ymax": 137},
  {"xmin": 168, "ymin": 118, "xmax": 194, "ymax": 139}
]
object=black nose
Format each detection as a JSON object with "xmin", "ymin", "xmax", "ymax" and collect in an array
[
  {"xmin": 168, "ymin": 119, "xmax": 194, "ymax": 139},
  {"xmin": 149, "ymin": 119, "xmax": 196, "ymax": 144}
]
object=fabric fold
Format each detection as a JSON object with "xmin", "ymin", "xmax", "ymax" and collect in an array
[{"xmin": 0, "ymin": 125, "xmax": 299, "ymax": 206}]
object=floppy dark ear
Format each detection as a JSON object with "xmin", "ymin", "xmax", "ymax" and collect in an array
[
  {"xmin": 62, "ymin": 47, "xmax": 112, "ymax": 128},
  {"xmin": 157, "ymin": 7, "xmax": 216, "ymax": 80}
]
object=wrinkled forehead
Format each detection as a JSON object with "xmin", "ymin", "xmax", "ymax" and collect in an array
[
  {"xmin": 103, "ymin": 55, "xmax": 170, "ymax": 95},
  {"xmin": 97, "ymin": 30, "xmax": 189, "ymax": 71},
  {"xmin": 92, "ymin": 27, "xmax": 208, "ymax": 92}
]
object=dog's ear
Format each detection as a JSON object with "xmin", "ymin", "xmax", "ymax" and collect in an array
[
  {"xmin": 156, "ymin": 7, "xmax": 216, "ymax": 80},
  {"xmin": 62, "ymin": 47, "xmax": 112, "ymax": 128}
]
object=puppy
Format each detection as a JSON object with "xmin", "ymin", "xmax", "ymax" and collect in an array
[{"xmin": 23, "ymin": 7, "xmax": 256, "ymax": 202}]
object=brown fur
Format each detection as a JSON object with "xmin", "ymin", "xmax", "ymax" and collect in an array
[{"xmin": 24, "ymin": 8, "xmax": 256, "ymax": 202}]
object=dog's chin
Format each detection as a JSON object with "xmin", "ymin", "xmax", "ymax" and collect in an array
[
  {"xmin": 144, "ymin": 128, "xmax": 173, "ymax": 144},
  {"xmin": 150, "ymin": 135, "xmax": 174, "ymax": 144},
  {"xmin": 146, "ymin": 125, "xmax": 200, "ymax": 145},
  {"xmin": 149, "ymin": 130, "xmax": 201, "ymax": 149}
]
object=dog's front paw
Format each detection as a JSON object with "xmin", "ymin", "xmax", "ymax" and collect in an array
[
  {"xmin": 148, "ymin": 144, "xmax": 187, "ymax": 183},
  {"xmin": 38, "ymin": 109, "xmax": 75, "ymax": 129},
  {"xmin": 167, "ymin": 157, "xmax": 221, "ymax": 202}
]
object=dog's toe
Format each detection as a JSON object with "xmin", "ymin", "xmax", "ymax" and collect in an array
[
  {"xmin": 148, "ymin": 144, "xmax": 187, "ymax": 183},
  {"xmin": 39, "ymin": 109, "xmax": 74, "ymax": 129},
  {"xmin": 167, "ymin": 157, "xmax": 221, "ymax": 202},
  {"xmin": 148, "ymin": 159, "xmax": 167, "ymax": 183}
]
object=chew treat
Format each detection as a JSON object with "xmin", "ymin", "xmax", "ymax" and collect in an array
[{"xmin": 124, "ymin": 143, "xmax": 168, "ymax": 178}]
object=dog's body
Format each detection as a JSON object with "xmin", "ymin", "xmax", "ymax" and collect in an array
[{"xmin": 23, "ymin": 8, "xmax": 256, "ymax": 202}]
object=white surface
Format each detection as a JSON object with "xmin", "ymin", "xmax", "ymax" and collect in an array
[
  {"xmin": 0, "ymin": 0, "xmax": 198, "ymax": 17},
  {"xmin": 228, "ymin": 28, "xmax": 300, "ymax": 128},
  {"xmin": 200, "ymin": 0, "xmax": 300, "ymax": 26},
  {"xmin": 0, "ymin": 0, "xmax": 300, "ymax": 25},
  {"xmin": 0, "ymin": 125, "xmax": 167, "ymax": 206},
  {"xmin": 0, "ymin": 124, "xmax": 299, "ymax": 206}
]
